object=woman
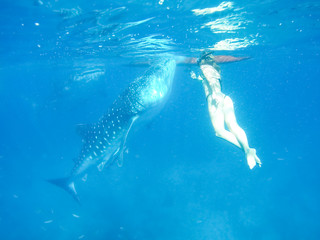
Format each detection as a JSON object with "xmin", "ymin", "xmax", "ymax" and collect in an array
[{"xmin": 195, "ymin": 51, "xmax": 261, "ymax": 169}]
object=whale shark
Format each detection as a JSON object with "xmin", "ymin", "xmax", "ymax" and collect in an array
[{"xmin": 49, "ymin": 58, "xmax": 176, "ymax": 202}]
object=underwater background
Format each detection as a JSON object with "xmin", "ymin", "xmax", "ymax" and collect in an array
[{"xmin": 1, "ymin": 0, "xmax": 320, "ymax": 239}]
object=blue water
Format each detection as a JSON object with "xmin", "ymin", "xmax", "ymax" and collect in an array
[{"xmin": 1, "ymin": 0, "xmax": 320, "ymax": 239}]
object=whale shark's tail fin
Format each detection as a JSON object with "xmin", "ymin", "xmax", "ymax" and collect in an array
[{"xmin": 47, "ymin": 177, "xmax": 80, "ymax": 204}]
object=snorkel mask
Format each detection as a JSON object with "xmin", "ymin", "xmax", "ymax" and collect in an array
[{"xmin": 197, "ymin": 50, "xmax": 215, "ymax": 66}]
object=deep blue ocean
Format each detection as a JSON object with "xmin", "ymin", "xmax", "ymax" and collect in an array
[{"xmin": 1, "ymin": 0, "xmax": 320, "ymax": 239}]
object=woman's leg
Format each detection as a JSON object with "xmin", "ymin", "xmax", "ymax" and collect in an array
[
  {"xmin": 223, "ymin": 96, "xmax": 261, "ymax": 169},
  {"xmin": 208, "ymin": 102, "xmax": 241, "ymax": 148},
  {"xmin": 223, "ymin": 96, "xmax": 250, "ymax": 151}
]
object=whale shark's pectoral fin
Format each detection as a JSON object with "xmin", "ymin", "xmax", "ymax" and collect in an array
[
  {"xmin": 116, "ymin": 115, "xmax": 139, "ymax": 167},
  {"xmin": 97, "ymin": 116, "xmax": 139, "ymax": 171},
  {"xmin": 116, "ymin": 150, "xmax": 125, "ymax": 167},
  {"xmin": 97, "ymin": 158, "xmax": 111, "ymax": 172},
  {"xmin": 97, "ymin": 145, "xmax": 123, "ymax": 172},
  {"xmin": 97, "ymin": 160, "xmax": 107, "ymax": 172},
  {"xmin": 115, "ymin": 152, "xmax": 124, "ymax": 168}
]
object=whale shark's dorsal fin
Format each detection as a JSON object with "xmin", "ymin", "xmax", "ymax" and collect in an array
[{"xmin": 76, "ymin": 123, "xmax": 93, "ymax": 140}]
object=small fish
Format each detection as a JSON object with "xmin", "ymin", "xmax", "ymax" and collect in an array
[
  {"xmin": 44, "ymin": 220, "xmax": 53, "ymax": 224},
  {"xmin": 72, "ymin": 214, "xmax": 80, "ymax": 218}
]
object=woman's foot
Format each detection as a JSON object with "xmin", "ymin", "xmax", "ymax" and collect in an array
[{"xmin": 246, "ymin": 148, "xmax": 262, "ymax": 169}]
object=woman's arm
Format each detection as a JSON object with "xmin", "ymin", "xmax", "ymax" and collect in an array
[{"xmin": 176, "ymin": 55, "xmax": 250, "ymax": 65}]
